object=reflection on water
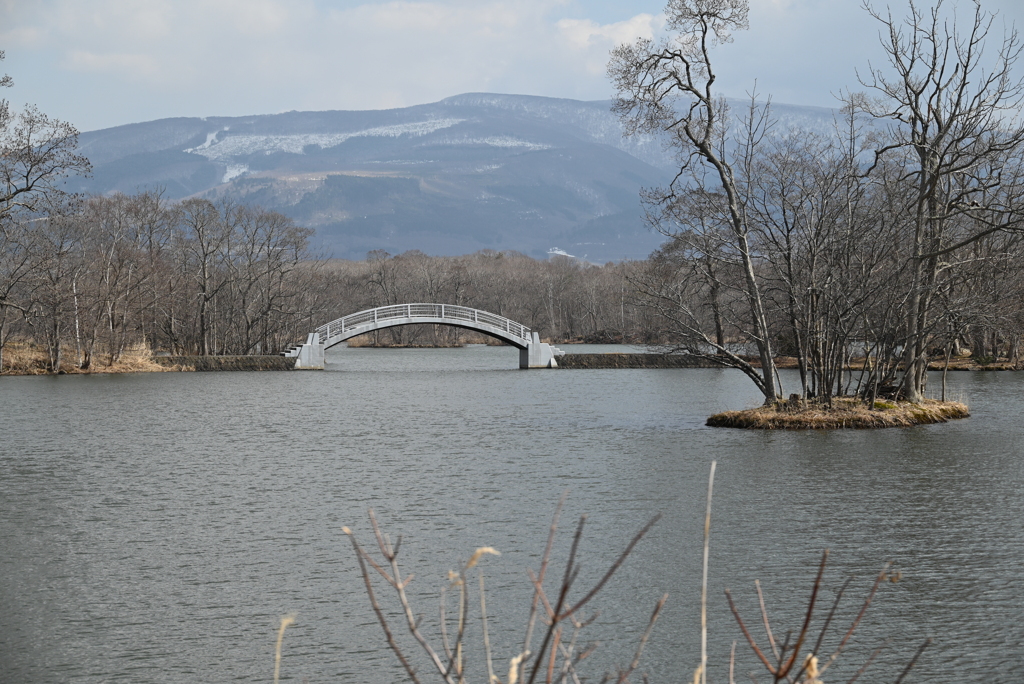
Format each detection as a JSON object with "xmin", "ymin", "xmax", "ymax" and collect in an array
[{"xmin": 1, "ymin": 347, "xmax": 1022, "ymax": 682}]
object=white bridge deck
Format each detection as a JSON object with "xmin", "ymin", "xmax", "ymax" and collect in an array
[{"xmin": 287, "ymin": 303, "xmax": 563, "ymax": 369}]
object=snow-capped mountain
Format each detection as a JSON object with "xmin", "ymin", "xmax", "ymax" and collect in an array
[{"xmin": 71, "ymin": 93, "xmax": 842, "ymax": 261}]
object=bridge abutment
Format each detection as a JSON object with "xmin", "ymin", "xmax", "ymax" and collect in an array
[
  {"xmin": 287, "ymin": 332, "xmax": 326, "ymax": 369},
  {"xmin": 521, "ymin": 332, "xmax": 565, "ymax": 368}
]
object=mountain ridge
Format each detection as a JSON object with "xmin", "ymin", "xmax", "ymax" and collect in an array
[{"xmin": 71, "ymin": 93, "xmax": 842, "ymax": 261}]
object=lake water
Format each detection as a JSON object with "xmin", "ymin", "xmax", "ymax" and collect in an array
[{"xmin": 2, "ymin": 345, "xmax": 1022, "ymax": 682}]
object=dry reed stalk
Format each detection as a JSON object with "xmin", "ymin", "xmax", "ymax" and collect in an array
[
  {"xmin": 273, "ymin": 613, "xmax": 297, "ymax": 684},
  {"xmin": 479, "ymin": 572, "xmax": 494, "ymax": 683},
  {"xmin": 700, "ymin": 461, "xmax": 716, "ymax": 684},
  {"xmin": 0, "ymin": 341, "xmax": 49, "ymax": 374}
]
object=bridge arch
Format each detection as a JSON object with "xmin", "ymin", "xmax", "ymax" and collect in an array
[
  {"xmin": 317, "ymin": 303, "xmax": 531, "ymax": 349},
  {"xmin": 286, "ymin": 304, "xmax": 564, "ymax": 368}
]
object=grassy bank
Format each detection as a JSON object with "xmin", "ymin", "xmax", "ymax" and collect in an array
[
  {"xmin": 0, "ymin": 342, "xmax": 296, "ymax": 374},
  {"xmin": 707, "ymin": 397, "xmax": 970, "ymax": 429},
  {"xmin": 0, "ymin": 342, "xmax": 186, "ymax": 375}
]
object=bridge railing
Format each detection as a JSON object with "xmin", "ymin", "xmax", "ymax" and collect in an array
[{"xmin": 315, "ymin": 303, "xmax": 532, "ymax": 344}]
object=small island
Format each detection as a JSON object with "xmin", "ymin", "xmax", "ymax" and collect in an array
[{"xmin": 707, "ymin": 396, "xmax": 970, "ymax": 430}]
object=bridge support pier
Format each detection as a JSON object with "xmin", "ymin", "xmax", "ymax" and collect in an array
[{"xmin": 520, "ymin": 332, "xmax": 565, "ymax": 368}]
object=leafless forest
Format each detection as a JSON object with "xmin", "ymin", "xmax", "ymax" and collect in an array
[
  {"xmin": 0, "ymin": 189, "xmax": 656, "ymax": 371},
  {"xmin": 3, "ymin": 179, "xmax": 1024, "ymax": 388}
]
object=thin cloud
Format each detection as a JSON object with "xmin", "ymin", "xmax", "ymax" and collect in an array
[
  {"xmin": 2, "ymin": 0, "xmax": 1022, "ymax": 131},
  {"xmin": 63, "ymin": 50, "xmax": 160, "ymax": 80},
  {"xmin": 3, "ymin": 0, "xmax": 654, "ymax": 128}
]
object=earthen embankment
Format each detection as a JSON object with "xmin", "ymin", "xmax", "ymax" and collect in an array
[
  {"xmin": 151, "ymin": 356, "xmax": 297, "ymax": 371},
  {"xmin": 556, "ymin": 353, "xmax": 721, "ymax": 369}
]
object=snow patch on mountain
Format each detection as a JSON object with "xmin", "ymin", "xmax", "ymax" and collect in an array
[
  {"xmin": 195, "ymin": 128, "xmax": 230, "ymax": 150},
  {"xmin": 434, "ymin": 136, "xmax": 551, "ymax": 150},
  {"xmin": 222, "ymin": 164, "xmax": 248, "ymax": 183},
  {"xmin": 186, "ymin": 119, "xmax": 465, "ymax": 162}
]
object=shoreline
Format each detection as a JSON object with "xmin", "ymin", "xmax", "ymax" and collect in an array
[
  {"xmin": 2, "ymin": 343, "xmax": 1018, "ymax": 376},
  {"xmin": 150, "ymin": 356, "xmax": 297, "ymax": 372},
  {"xmin": 556, "ymin": 353, "xmax": 720, "ymax": 368},
  {"xmin": 0, "ymin": 347, "xmax": 977, "ymax": 430},
  {"xmin": 0, "ymin": 347, "xmax": 297, "ymax": 375}
]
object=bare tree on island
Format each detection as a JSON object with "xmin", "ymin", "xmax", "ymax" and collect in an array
[
  {"xmin": 608, "ymin": 0, "xmax": 782, "ymax": 404},
  {"xmin": 611, "ymin": 0, "xmax": 1024, "ymax": 407},
  {"xmin": 857, "ymin": 0, "xmax": 1024, "ymax": 402}
]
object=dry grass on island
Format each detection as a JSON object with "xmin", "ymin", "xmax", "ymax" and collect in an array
[{"xmin": 707, "ymin": 396, "xmax": 970, "ymax": 430}]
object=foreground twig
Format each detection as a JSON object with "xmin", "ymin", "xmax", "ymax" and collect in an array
[
  {"xmin": 341, "ymin": 464, "xmax": 927, "ymax": 684},
  {"xmin": 520, "ymin": 491, "xmax": 568, "ymax": 680},
  {"xmin": 818, "ymin": 563, "xmax": 891, "ymax": 676},
  {"xmin": 527, "ymin": 516, "xmax": 589, "ymax": 684},
  {"xmin": 347, "ymin": 501, "xmax": 659, "ymax": 684},
  {"xmin": 755, "ymin": 580, "xmax": 779, "ymax": 661},
  {"xmin": 614, "ymin": 593, "xmax": 669, "ymax": 684},
  {"xmin": 892, "ymin": 639, "xmax": 931, "ymax": 684},
  {"xmin": 845, "ymin": 642, "xmax": 887, "ymax": 684},
  {"xmin": 725, "ymin": 588, "xmax": 778, "ymax": 676},
  {"xmin": 729, "ymin": 553, "xmax": 927, "ymax": 684},
  {"xmin": 527, "ymin": 512, "xmax": 662, "ymax": 684},
  {"xmin": 777, "ymin": 549, "xmax": 829, "ymax": 679},
  {"xmin": 344, "ymin": 525, "xmax": 425, "ymax": 684}
]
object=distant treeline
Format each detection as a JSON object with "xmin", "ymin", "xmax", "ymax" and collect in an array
[
  {"xmin": 0, "ymin": 190, "xmax": 659, "ymax": 372},
  {"xmin": 4, "ymin": 185, "xmax": 1024, "ymax": 377},
  {"xmin": 0, "ymin": 192, "xmax": 317, "ymax": 371}
]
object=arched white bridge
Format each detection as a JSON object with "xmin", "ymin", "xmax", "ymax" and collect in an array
[{"xmin": 284, "ymin": 303, "xmax": 564, "ymax": 369}]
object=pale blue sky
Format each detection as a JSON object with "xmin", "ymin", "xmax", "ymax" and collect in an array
[{"xmin": 2, "ymin": 0, "xmax": 1022, "ymax": 132}]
